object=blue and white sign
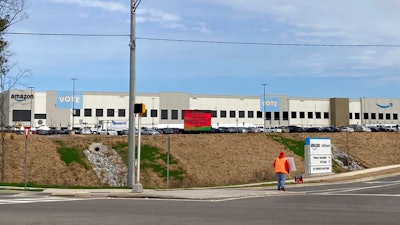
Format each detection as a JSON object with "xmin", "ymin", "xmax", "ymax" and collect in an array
[
  {"xmin": 304, "ymin": 138, "xmax": 332, "ymax": 175},
  {"xmin": 305, "ymin": 137, "xmax": 332, "ymax": 155},
  {"xmin": 260, "ymin": 96, "xmax": 280, "ymax": 112},
  {"xmin": 56, "ymin": 91, "xmax": 83, "ymax": 109}
]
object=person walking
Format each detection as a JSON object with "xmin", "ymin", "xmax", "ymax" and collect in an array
[{"xmin": 273, "ymin": 151, "xmax": 289, "ymax": 191}]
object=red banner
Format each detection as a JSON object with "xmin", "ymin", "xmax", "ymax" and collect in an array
[{"xmin": 184, "ymin": 110, "xmax": 211, "ymax": 131}]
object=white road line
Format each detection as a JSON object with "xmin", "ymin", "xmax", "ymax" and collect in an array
[
  {"xmin": 0, "ymin": 196, "xmax": 85, "ymax": 205},
  {"xmin": 365, "ymin": 180, "xmax": 400, "ymax": 184},
  {"xmin": 328, "ymin": 182, "xmax": 400, "ymax": 194}
]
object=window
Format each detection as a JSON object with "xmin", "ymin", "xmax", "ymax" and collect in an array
[
  {"xmin": 315, "ymin": 112, "xmax": 321, "ymax": 119},
  {"xmin": 229, "ymin": 111, "xmax": 236, "ymax": 118},
  {"xmin": 211, "ymin": 110, "xmax": 217, "ymax": 118},
  {"xmin": 379, "ymin": 113, "xmax": 383, "ymax": 120},
  {"xmin": 324, "ymin": 112, "xmax": 329, "ymax": 119},
  {"xmin": 386, "ymin": 113, "xmax": 391, "ymax": 120},
  {"xmin": 371, "ymin": 113, "xmax": 376, "ymax": 120},
  {"xmin": 266, "ymin": 112, "xmax": 271, "ymax": 120},
  {"xmin": 220, "ymin": 110, "xmax": 226, "ymax": 118},
  {"xmin": 308, "ymin": 112, "xmax": 313, "ymax": 119},
  {"xmin": 151, "ymin": 109, "xmax": 158, "ymax": 118},
  {"xmin": 349, "ymin": 113, "xmax": 353, "ymax": 119},
  {"xmin": 73, "ymin": 109, "xmax": 80, "ymax": 117},
  {"xmin": 171, "ymin": 110, "xmax": 178, "ymax": 120},
  {"xmin": 274, "ymin": 112, "xmax": 280, "ymax": 120},
  {"xmin": 84, "ymin": 109, "xmax": 92, "ymax": 117},
  {"xmin": 34, "ymin": 114, "xmax": 46, "ymax": 119},
  {"xmin": 363, "ymin": 113, "xmax": 369, "ymax": 120},
  {"xmin": 394, "ymin": 114, "xmax": 398, "ymax": 120},
  {"xmin": 107, "ymin": 109, "xmax": 114, "ymax": 117},
  {"xmin": 291, "ymin": 111, "xmax": 297, "ymax": 119},
  {"xmin": 161, "ymin": 109, "xmax": 168, "ymax": 120},
  {"xmin": 283, "ymin": 111, "xmax": 288, "ymax": 120},
  {"xmin": 239, "ymin": 111, "xmax": 245, "ymax": 118},
  {"xmin": 118, "ymin": 109, "xmax": 125, "ymax": 117},
  {"xmin": 300, "ymin": 112, "xmax": 305, "ymax": 119},
  {"xmin": 256, "ymin": 111, "xmax": 262, "ymax": 118},
  {"xmin": 248, "ymin": 111, "xmax": 254, "ymax": 118},
  {"xmin": 355, "ymin": 113, "xmax": 360, "ymax": 120},
  {"xmin": 96, "ymin": 109, "xmax": 103, "ymax": 117},
  {"xmin": 12, "ymin": 110, "xmax": 30, "ymax": 121}
]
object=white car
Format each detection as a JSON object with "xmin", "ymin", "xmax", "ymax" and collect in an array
[
  {"xmin": 340, "ymin": 126, "xmax": 354, "ymax": 132},
  {"xmin": 80, "ymin": 127, "xmax": 92, "ymax": 134},
  {"xmin": 263, "ymin": 127, "xmax": 283, "ymax": 133},
  {"xmin": 98, "ymin": 129, "xmax": 118, "ymax": 136}
]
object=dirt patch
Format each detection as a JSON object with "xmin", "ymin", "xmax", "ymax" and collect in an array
[{"xmin": 0, "ymin": 132, "xmax": 399, "ymax": 188}]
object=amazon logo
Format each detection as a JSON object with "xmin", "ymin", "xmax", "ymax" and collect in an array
[{"xmin": 375, "ymin": 103, "xmax": 393, "ymax": 108}]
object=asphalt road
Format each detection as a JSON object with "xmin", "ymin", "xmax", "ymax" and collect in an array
[{"xmin": 0, "ymin": 175, "xmax": 399, "ymax": 225}]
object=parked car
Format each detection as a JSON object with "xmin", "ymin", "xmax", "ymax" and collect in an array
[
  {"xmin": 246, "ymin": 127, "xmax": 257, "ymax": 133},
  {"xmin": 263, "ymin": 127, "xmax": 283, "ymax": 133},
  {"xmin": 120, "ymin": 129, "xmax": 129, "ymax": 136},
  {"xmin": 287, "ymin": 126, "xmax": 304, "ymax": 133},
  {"xmin": 340, "ymin": 126, "xmax": 354, "ymax": 132},
  {"xmin": 56, "ymin": 129, "xmax": 70, "ymax": 134},
  {"xmin": 383, "ymin": 125, "xmax": 399, "ymax": 132},
  {"xmin": 255, "ymin": 126, "xmax": 264, "ymax": 133},
  {"xmin": 141, "ymin": 128, "xmax": 160, "ymax": 135},
  {"xmin": 237, "ymin": 127, "xmax": 249, "ymax": 133},
  {"xmin": 321, "ymin": 126, "xmax": 340, "ymax": 132},
  {"xmin": 80, "ymin": 127, "xmax": 92, "ymax": 134},
  {"xmin": 367, "ymin": 126, "xmax": 382, "ymax": 132},
  {"xmin": 162, "ymin": 128, "xmax": 176, "ymax": 134},
  {"xmin": 98, "ymin": 129, "xmax": 118, "ymax": 136},
  {"xmin": 304, "ymin": 127, "xmax": 322, "ymax": 133}
]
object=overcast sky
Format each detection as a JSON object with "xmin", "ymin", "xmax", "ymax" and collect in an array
[{"xmin": 6, "ymin": 0, "xmax": 400, "ymax": 98}]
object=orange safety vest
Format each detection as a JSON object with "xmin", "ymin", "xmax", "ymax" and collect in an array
[{"xmin": 274, "ymin": 157, "xmax": 288, "ymax": 174}]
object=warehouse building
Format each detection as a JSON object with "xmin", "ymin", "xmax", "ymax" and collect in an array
[{"xmin": 2, "ymin": 89, "xmax": 400, "ymax": 131}]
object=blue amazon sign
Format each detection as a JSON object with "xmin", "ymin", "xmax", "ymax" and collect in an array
[{"xmin": 375, "ymin": 103, "xmax": 393, "ymax": 109}]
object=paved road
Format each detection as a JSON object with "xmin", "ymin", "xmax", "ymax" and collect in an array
[{"xmin": 0, "ymin": 175, "xmax": 399, "ymax": 225}]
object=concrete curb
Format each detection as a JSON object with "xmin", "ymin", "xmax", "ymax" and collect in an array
[{"xmin": 39, "ymin": 164, "xmax": 400, "ymax": 200}]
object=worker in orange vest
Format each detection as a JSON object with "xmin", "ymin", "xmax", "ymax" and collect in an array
[{"xmin": 273, "ymin": 151, "xmax": 289, "ymax": 191}]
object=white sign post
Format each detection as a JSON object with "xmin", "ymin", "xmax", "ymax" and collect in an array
[{"xmin": 305, "ymin": 138, "xmax": 332, "ymax": 175}]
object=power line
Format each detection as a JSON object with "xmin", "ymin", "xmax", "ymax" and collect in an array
[
  {"xmin": 5, "ymin": 31, "xmax": 400, "ymax": 47},
  {"xmin": 5, "ymin": 32, "xmax": 127, "ymax": 37}
]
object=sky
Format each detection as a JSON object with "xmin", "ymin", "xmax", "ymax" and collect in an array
[{"xmin": 5, "ymin": 0, "xmax": 400, "ymax": 98}]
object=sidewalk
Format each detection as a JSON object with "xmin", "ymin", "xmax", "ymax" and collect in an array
[{"xmin": 41, "ymin": 164, "xmax": 400, "ymax": 200}]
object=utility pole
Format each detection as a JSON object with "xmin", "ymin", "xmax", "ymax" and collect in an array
[{"xmin": 128, "ymin": 0, "xmax": 143, "ymax": 192}]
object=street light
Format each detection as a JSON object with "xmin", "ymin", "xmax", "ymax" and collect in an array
[
  {"xmin": 71, "ymin": 78, "xmax": 77, "ymax": 133},
  {"xmin": 151, "ymin": 97, "xmax": 155, "ymax": 128},
  {"xmin": 262, "ymin": 84, "xmax": 267, "ymax": 130}
]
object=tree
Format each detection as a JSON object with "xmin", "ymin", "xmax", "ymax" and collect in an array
[{"xmin": 0, "ymin": 0, "xmax": 27, "ymax": 182}]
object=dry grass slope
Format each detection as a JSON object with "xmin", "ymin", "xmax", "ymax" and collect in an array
[{"xmin": 0, "ymin": 132, "xmax": 399, "ymax": 188}]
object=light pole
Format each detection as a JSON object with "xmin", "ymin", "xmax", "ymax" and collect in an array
[
  {"xmin": 151, "ymin": 97, "xmax": 155, "ymax": 128},
  {"xmin": 29, "ymin": 87, "xmax": 34, "ymax": 128},
  {"xmin": 262, "ymin": 84, "xmax": 267, "ymax": 130},
  {"xmin": 71, "ymin": 78, "xmax": 77, "ymax": 133}
]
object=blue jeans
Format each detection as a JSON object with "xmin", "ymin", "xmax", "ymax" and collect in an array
[{"xmin": 276, "ymin": 173, "xmax": 286, "ymax": 190}]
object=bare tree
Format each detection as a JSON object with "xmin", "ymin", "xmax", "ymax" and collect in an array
[{"xmin": 0, "ymin": 0, "xmax": 27, "ymax": 182}]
